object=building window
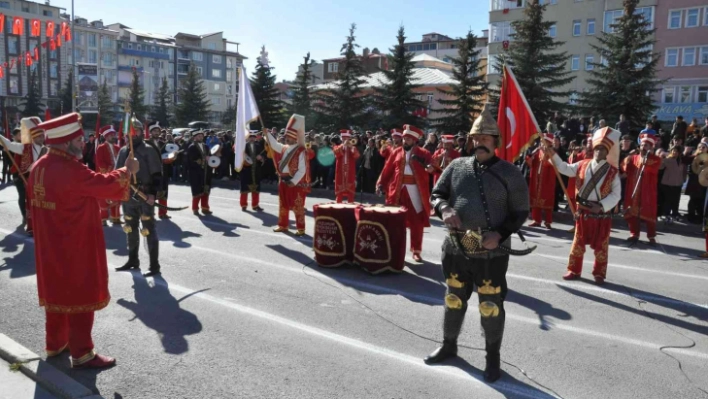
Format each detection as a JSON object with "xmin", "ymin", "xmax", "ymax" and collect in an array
[
  {"xmin": 127, "ymin": 43, "xmax": 133, "ymax": 49},
  {"xmin": 88, "ymin": 50, "xmax": 97, "ymax": 63},
  {"xmin": 213, "ymin": 55, "xmax": 222, "ymax": 64},
  {"xmin": 101, "ymin": 36, "xmax": 112, "ymax": 48},
  {"xmin": 227, "ymin": 58, "xmax": 234, "ymax": 68},
  {"xmin": 50, "ymin": 62, "xmax": 58, "ymax": 78},
  {"xmin": 159, "ymin": 47, "xmax": 164, "ymax": 53},
  {"xmin": 705, "ymin": 7, "xmax": 708, "ymax": 26},
  {"xmin": 226, "ymin": 70, "xmax": 233, "ymax": 82},
  {"xmin": 700, "ymin": 47, "xmax": 708, "ymax": 65},
  {"xmin": 686, "ymin": 8, "xmax": 700, "ymax": 28},
  {"xmin": 208, "ymin": 43, "xmax": 217, "ymax": 50},
  {"xmin": 328, "ymin": 62, "xmax": 339, "ymax": 73},
  {"xmin": 587, "ymin": 19, "xmax": 595, "ymax": 35},
  {"xmin": 137, "ymin": 44, "xmax": 142, "ymax": 51},
  {"xmin": 680, "ymin": 86, "xmax": 692, "ymax": 103},
  {"xmin": 9, "ymin": 77, "xmax": 19, "ymax": 94},
  {"xmin": 7, "ymin": 37, "xmax": 18, "ymax": 54},
  {"xmin": 50, "ymin": 49, "xmax": 57, "ymax": 59},
  {"xmin": 487, "ymin": 55, "xmax": 500, "ymax": 75},
  {"xmin": 663, "ymin": 87, "xmax": 675, "ymax": 103},
  {"xmin": 0, "ymin": 1, "xmax": 10, "ymax": 9},
  {"xmin": 604, "ymin": 7, "xmax": 653, "ymax": 33},
  {"xmin": 585, "ymin": 54, "xmax": 594, "ymax": 70},
  {"xmin": 665, "ymin": 48, "xmax": 678, "ymax": 67},
  {"xmin": 571, "ymin": 55, "xmax": 580, "ymax": 70},
  {"xmin": 196, "ymin": 66, "xmax": 203, "ymax": 75},
  {"xmin": 490, "ymin": 21, "xmax": 514, "ymax": 42},
  {"xmin": 88, "ymin": 34, "xmax": 97, "ymax": 47},
  {"xmin": 192, "ymin": 52, "xmax": 203, "ymax": 61},
  {"xmin": 669, "ymin": 10, "xmax": 682, "ymax": 29},
  {"xmin": 573, "ymin": 20, "xmax": 581, "ymax": 36},
  {"xmin": 698, "ymin": 86, "xmax": 708, "ymax": 103},
  {"xmin": 212, "ymin": 69, "xmax": 221, "ymax": 78},
  {"xmin": 683, "ymin": 47, "xmax": 696, "ymax": 66},
  {"xmin": 50, "ymin": 81, "xmax": 58, "ymax": 96},
  {"xmin": 43, "ymin": 10, "xmax": 52, "ymax": 17},
  {"xmin": 214, "ymin": 83, "xmax": 220, "ymax": 91},
  {"xmin": 212, "ymin": 97, "xmax": 221, "ymax": 105},
  {"xmin": 549, "ymin": 24, "xmax": 556, "ymax": 38}
]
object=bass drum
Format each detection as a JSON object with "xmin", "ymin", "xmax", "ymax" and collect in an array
[
  {"xmin": 313, "ymin": 202, "xmax": 361, "ymax": 268},
  {"xmin": 353, "ymin": 205, "xmax": 407, "ymax": 274},
  {"xmin": 208, "ymin": 156, "xmax": 221, "ymax": 168}
]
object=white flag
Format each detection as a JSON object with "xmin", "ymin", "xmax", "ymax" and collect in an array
[{"xmin": 234, "ymin": 67, "xmax": 261, "ymax": 172}]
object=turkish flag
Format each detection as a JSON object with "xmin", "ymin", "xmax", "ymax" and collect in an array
[
  {"xmin": 12, "ymin": 16, "xmax": 24, "ymax": 35},
  {"xmin": 0, "ymin": 14, "xmax": 4, "ymax": 34},
  {"xmin": 496, "ymin": 64, "xmax": 541, "ymax": 163},
  {"xmin": 31, "ymin": 19, "xmax": 41, "ymax": 36},
  {"xmin": 46, "ymin": 21, "xmax": 55, "ymax": 37}
]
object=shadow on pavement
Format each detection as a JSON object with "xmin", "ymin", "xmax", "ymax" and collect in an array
[
  {"xmin": 505, "ymin": 290, "xmax": 572, "ymax": 331},
  {"xmin": 45, "ymin": 354, "xmax": 107, "ymax": 397},
  {"xmin": 430, "ymin": 356, "xmax": 560, "ymax": 399},
  {"xmin": 157, "ymin": 218, "xmax": 201, "ymax": 248},
  {"xmin": 116, "ymin": 272, "xmax": 203, "ymax": 355},
  {"xmin": 0, "ymin": 225, "xmax": 35, "ymax": 279},
  {"xmin": 102, "ymin": 225, "xmax": 129, "ymax": 257},
  {"xmin": 195, "ymin": 214, "xmax": 248, "ymax": 238},
  {"xmin": 243, "ymin": 208, "xmax": 279, "ymax": 227},
  {"xmin": 558, "ymin": 285, "xmax": 708, "ymax": 336}
]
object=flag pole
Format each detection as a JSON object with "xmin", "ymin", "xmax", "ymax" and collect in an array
[{"xmin": 541, "ymin": 139, "xmax": 576, "ymax": 215}]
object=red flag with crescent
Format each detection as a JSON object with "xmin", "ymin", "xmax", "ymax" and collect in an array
[
  {"xmin": 0, "ymin": 14, "xmax": 4, "ymax": 33},
  {"xmin": 12, "ymin": 16, "xmax": 24, "ymax": 35},
  {"xmin": 495, "ymin": 64, "xmax": 541, "ymax": 163},
  {"xmin": 46, "ymin": 21, "xmax": 55, "ymax": 37},
  {"xmin": 31, "ymin": 19, "xmax": 41, "ymax": 36}
]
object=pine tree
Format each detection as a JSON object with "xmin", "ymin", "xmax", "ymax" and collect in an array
[
  {"xmin": 53, "ymin": 70, "xmax": 73, "ymax": 116},
  {"xmin": 221, "ymin": 104, "xmax": 236, "ymax": 128},
  {"xmin": 151, "ymin": 77, "xmax": 172, "ymax": 127},
  {"xmin": 250, "ymin": 59, "xmax": 285, "ymax": 129},
  {"xmin": 432, "ymin": 31, "xmax": 487, "ymax": 134},
  {"xmin": 492, "ymin": 0, "xmax": 574, "ymax": 124},
  {"xmin": 97, "ymin": 79, "xmax": 114, "ymax": 123},
  {"xmin": 175, "ymin": 64, "xmax": 211, "ymax": 125},
  {"xmin": 374, "ymin": 26, "xmax": 425, "ymax": 129},
  {"xmin": 128, "ymin": 67, "xmax": 147, "ymax": 120},
  {"xmin": 315, "ymin": 23, "xmax": 367, "ymax": 130},
  {"xmin": 579, "ymin": 0, "xmax": 661, "ymax": 127},
  {"xmin": 291, "ymin": 52, "xmax": 316, "ymax": 118},
  {"xmin": 20, "ymin": 69, "xmax": 45, "ymax": 117}
]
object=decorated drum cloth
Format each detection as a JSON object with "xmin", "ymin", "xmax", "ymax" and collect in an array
[
  {"xmin": 313, "ymin": 202, "xmax": 361, "ymax": 267},
  {"xmin": 353, "ymin": 205, "xmax": 407, "ymax": 274}
]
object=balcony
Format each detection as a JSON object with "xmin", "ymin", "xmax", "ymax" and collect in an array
[{"xmin": 118, "ymin": 47, "xmax": 171, "ymax": 60}]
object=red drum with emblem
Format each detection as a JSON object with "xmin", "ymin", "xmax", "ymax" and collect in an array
[
  {"xmin": 353, "ymin": 205, "xmax": 407, "ymax": 274},
  {"xmin": 313, "ymin": 202, "xmax": 361, "ymax": 268}
]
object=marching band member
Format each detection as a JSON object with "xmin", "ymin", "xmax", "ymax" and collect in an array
[
  {"xmin": 0, "ymin": 117, "xmax": 45, "ymax": 236},
  {"xmin": 376, "ymin": 124, "xmax": 432, "ymax": 262},
  {"xmin": 546, "ymin": 127, "xmax": 622, "ymax": 285},
  {"xmin": 240, "ymin": 131, "xmax": 265, "ymax": 212},
  {"xmin": 146, "ymin": 121, "xmax": 171, "ymax": 219},
  {"xmin": 430, "ymin": 134, "xmax": 460, "ymax": 186},
  {"xmin": 526, "ymin": 134, "xmax": 557, "ymax": 229},
  {"xmin": 115, "ymin": 120, "xmax": 164, "ymax": 277},
  {"xmin": 334, "ymin": 129, "xmax": 360, "ymax": 203},
  {"xmin": 31, "ymin": 112, "xmax": 137, "ymax": 369},
  {"xmin": 426, "ymin": 106, "xmax": 529, "ymax": 383},
  {"xmin": 267, "ymin": 114, "xmax": 309, "ymax": 236},
  {"xmin": 379, "ymin": 128, "xmax": 403, "ymax": 160},
  {"xmin": 95, "ymin": 125, "xmax": 122, "ymax": 225},
  {"xmin": 622, "ymin": 132, "xmax": 661, "ymax": 246},
  {"xmin": 187, "ymin": 130, "xmax": 214, "ymax": 216}
]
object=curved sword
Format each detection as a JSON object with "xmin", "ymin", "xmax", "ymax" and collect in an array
[{"xmin": 130, "ymin": 184, "xmax": 189, "ymax": 212}]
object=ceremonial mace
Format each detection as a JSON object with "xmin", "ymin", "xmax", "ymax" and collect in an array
[{"xmin": 0, "ymin": 106, "xmax": 28, "ymax": 186}]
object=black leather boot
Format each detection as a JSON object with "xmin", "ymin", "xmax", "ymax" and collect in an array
[
  {"xmin": 483, "ymin": 339, "xmax": 502, "ymax": 383},
  {"xmin": 115, "ymin": 248, "xmax": 140, "ymax": 271},
  {"xmin": 424, "ymin": 340, "xmax": 458, "ymax": 364},
  {"xmin": 144, "ymin": 230, "xmax": 161, "ymax": 277}
]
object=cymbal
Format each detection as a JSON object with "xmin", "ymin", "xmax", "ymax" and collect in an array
[
  {"xmin": 210, "ymin": 144, "xmax": 221, "ymax": 155},
  {"xmin": 692, "ymin": 153, "xmax": 708, "ymax": 174},
  {"xmin": 165, "ymin": 143, "xmax": 179, "ymax": 153},
  {"xmin": 700, "ymin": 168, "xmax": 708, "ymax": 187}
]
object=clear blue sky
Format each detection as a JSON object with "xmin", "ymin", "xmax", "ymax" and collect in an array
[{"xmin": 51, "ymin": 0, "xmax": 488, "ymax": 80}]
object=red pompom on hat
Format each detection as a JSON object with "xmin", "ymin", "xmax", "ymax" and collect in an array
[{"xmin": 37, "ymin": 112, "xmax": 84, "ymax": 145}]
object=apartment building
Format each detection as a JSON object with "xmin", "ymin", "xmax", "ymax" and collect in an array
[
  {"xmin": 0, "ymin": 0, "xmax": 68, "ymax": 117},
  {"xmin": 404, "ymin": 31, "xmax": 489, "ymax": 64},
  {"xmin": 488, "ymin": 0, "xmax": 658, "ymax": 106},
  {"xmin": 322, "ymin": 48, "xmax": 388, "ymax": 82},
  {"xmin": 295, "ymin": 61, "xmax": 324, "ymax": 85},
  {"xmin": 654, "ymin": 1, "xmax": 708, "ymax": 121},
  {"xmin": 70, "ymin": 18, "xmax": 119, "ymax": 116},
  {"xmin": 174, "ymin": 31, "xmax": 245, "ymax": 123},
  {"xmin": 106, "ymin": 23, "xmax": 176, "ymax": 120}
]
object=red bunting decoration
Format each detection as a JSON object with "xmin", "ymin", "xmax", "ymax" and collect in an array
[
  {"xmin": 0, "ymin": 14, "xmax": 4, "ymax": 33},
  {"xmin": 31, "ymin": 19, "xmax": 41, "ymax": 36},
  {"xmin": 46, "ymin": 21, "xmax": 55, "ymax": 37},
  {"xmin": 9, "ymin": 59, "xmax": 15, "ymax": 70},
  {"xmin": 56, "ymin": 33, "xmax": 62, "ymax": 48},
  {"xmin": 33, "ymin": 47, "xmax": 40, "ymax": 61},
  {"xmin": 0, "ymin": 66, "xmax": 4, "ymax": 79},
  {"xmin": 64, "ymin": 27, "xmax": 72, "ymax": 42},
  {"xmin": 25, "ymin": 52, "xmax": 33, "ymax": 67},
  {"xmin": 13, "ymin": 16, "xmax": 24, "ymax": 35},
  {"xmin": 60, "ymin": 22, "xmax": 69, "ymax": 36},
  {"xmin": 50, "ymin": 38, "xmax": 56, "ymax": 51}
]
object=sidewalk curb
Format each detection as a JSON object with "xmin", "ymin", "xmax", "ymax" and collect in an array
[{"xmin": 0, "ymin": 334, "xmax": 103, "ymax": 399}]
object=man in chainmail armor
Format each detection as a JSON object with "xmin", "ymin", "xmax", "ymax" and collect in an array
[
  {"xmin": 425, "ymin": 105, "xmax": 529, "ymax": 383},
  {"xmin": 115, "ymin": 121, "xmax": 164, "ymax": 277}
]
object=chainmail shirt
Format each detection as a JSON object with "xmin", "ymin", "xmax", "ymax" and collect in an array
[{"xmin": 431, "ymin": 156, "xmax": 530, "ymax": 259}]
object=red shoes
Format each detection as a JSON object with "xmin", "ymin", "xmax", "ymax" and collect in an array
[
  {"xmin": 544, "ymin": 223, "xmax": 552, "ymax": 230},
  {"xmin": 72, "ymin": 353, "xmax": 116, "ymax": 369},
  {"xmin": 562, "ymin": 271, "xmax": 580, "ymax": 281}
]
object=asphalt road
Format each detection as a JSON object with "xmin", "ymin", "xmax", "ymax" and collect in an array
[{"xmin": 0, "ymin": 181, "xmax": 707, "ymax": 399}]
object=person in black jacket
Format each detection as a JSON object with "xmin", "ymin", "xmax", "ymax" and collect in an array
[{"xmin": 187, "ymin": 130, "xmax": 213, "ymax": 216}]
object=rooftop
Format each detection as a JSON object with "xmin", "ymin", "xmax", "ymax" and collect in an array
[{"xmin": 124, "ymin": 28, "xmax": 174, "ymax": 42}]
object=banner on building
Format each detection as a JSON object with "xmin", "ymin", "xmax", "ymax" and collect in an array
[{"xmin": 77, "ymin": 64, "xmax": 99, "ymax": 113}]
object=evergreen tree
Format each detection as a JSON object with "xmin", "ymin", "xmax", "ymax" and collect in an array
[
  {"xmin": 151, "ymin": 77, "xmax": 172, "ymax": 127},
  {"xmin": 291, "ymin": 52, "xmax": 316, "ymax": 118},
  {"xmin": 20, "ymin": 69, "xmax": 45, "ymax": 117},
  {"xmin": 579, "ymin": 0, "xmax": 661, "ymax": 127},
  {"xmin": 128, "ymin": 67, "xmax": 147, "ymax": 120},
  {"xmin": 250, "ymin": 59, "xmax": 285, "ymax": 129},
  {"xmin": 175, "ymin": 64, "xmax": 211, "ymax": 125},
  {"xmin": 315, "ymin": 23, "xmax": 367, "ymax": 130},
  {"xmin": 492, "ymin": 0, "xmax": 574, "ymax": 124},
  {"xmin": 221, "ymin": 104, "xmax": 236, "ymax": 128},
  {"xmin": 97, "ymin": 79, "xmax": 114, "ymax": 123},
  {"xmin": 374, "ymin": 26, "xmax": 425, "ymax": 129},
  {"xmin": 53, "ymin": 70, "xmax": 73, "ymax": 116},
  {"xmin": 432, "ymin": 30, "xmax": 487, "ymax": 134}
]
